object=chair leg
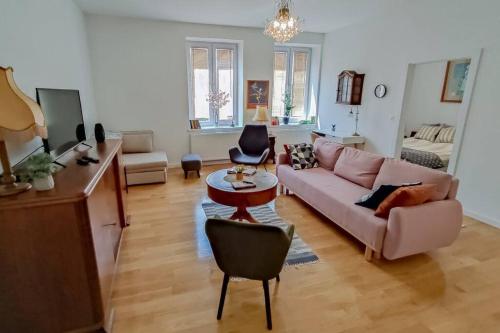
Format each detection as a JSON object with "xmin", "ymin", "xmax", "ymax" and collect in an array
[
  {"xmin": 262, "ymin": 280, "xmax": 272, "ymax": 330},
  {"xmin": 184, "ymin": 170, "xmax": 188, "ymax": 179},
  {"xmin": 276, "ymin": 274, "xmax": 280, "ymax": 282},
  {"xmin": 197, "ymin": 170, "xmax": 200, "ymax": 178},
  {"xmin": 217, "ymin": 274, "xmax": 230, "ymax": 320},
  {"xmin": 264, "ymin": 164, "xmax": 268, "ymax": 172}
]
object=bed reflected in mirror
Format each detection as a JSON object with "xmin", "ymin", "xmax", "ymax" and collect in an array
[{"xmin": 399, "ymin": 58, "xmax": 470, "ymax": 172}]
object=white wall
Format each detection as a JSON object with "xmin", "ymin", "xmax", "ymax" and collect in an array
[
  {"xmin": 85, "ymin": 15, "xmax": 324, "ymax": 164},
  {"xmin": 318, "ymin": 0, "xmax": 500, "ymax": 226},
  {"xmin": 0, "ymin": 0, "xmax": 97, "ymax": 172},
  {"xmin": 404, "ymin": 61, "xmax": 460, "ymax": 136}
]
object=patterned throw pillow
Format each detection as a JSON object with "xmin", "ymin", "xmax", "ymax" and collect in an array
[
  {"xmin": 414, "ymin": 125, "xmax": 441, "ymax": 142},
  {"xmin": 435, "ymin": 127, "xmax": 456, "ymax": 143},
  {"xmin": 288, "ymin": 143, "xmax": 318, "ymax": 170}
]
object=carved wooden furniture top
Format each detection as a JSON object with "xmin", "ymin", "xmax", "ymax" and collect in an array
[{"xmin": 0, "ymin": 139, "xmax": 122, "ymax": 210}]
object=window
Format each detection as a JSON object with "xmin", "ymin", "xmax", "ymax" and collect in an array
[
  {"xmin": 187, "ymin": 41, "xmax": 238, "ymax": 127},
  {"xmin": 272, "ymin": 46, "xmax": 312, "ymax": 123}
]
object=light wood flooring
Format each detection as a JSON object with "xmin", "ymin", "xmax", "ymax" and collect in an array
[{"xmin": 111, "ymin": 164, "xmax": 500, "ymax": 333}]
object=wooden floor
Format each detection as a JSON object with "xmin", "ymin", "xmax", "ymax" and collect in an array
[{"xmin": 111, "ymin": 164, "xmax": 500, "ymax": 333}]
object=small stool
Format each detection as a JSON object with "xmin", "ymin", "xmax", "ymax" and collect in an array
[{"xmin": 181, "ymin": 154, "xmax": 202, "ymax": 179}]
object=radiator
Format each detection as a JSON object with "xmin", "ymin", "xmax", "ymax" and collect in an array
[{"xmin": 189, "ymin": 131, "xmax": 241, "ymax": 161}]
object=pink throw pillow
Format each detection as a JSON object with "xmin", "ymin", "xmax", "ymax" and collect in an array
[{"xmin": 313, "ymin": 138, "xmax": 344, "ymax": 170}]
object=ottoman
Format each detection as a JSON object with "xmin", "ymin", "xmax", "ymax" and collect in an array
[{"xmin": 181, "ymin": 154, "xmax": 202, "ymax": 179}]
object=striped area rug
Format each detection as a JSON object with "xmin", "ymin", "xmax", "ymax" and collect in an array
[{"xmin": 202, "ymin": 202, "xmax": 319, "ymax": 267}]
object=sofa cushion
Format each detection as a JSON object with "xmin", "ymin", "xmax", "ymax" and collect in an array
[
  {"xmin": 333, "ymin": 147, "xmax": 385, "ymax": 189},
  {"xmin": 373, "ymin": 158, "xmax": 452, "ymax": 201},
  {"xmin": 121, "ymin": 130, "xmax": 154, "ymax": 153},
  {"xmin": 313, "ymin": 138, "xmax": 344, "ymax": 170},
  {"xmin": 123, "ymin": 152, "xmax": 168, "ymax": 172},
  {"xmin": 277, "ymin": 165, "xmax": 388, "ymax": 251},
  {"xmin": 375, "ymin": 184, "xmax": 437, "ymax": 218}
]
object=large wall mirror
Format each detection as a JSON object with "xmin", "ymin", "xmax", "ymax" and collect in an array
[{"xmin": 394, "ymin": 50, "xmax": 482, "ymax": 175}]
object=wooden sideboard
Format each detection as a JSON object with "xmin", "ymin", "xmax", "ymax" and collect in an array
[{"xmin": 0, "ymin": 139, "xmax": 127, "ymax": 332}]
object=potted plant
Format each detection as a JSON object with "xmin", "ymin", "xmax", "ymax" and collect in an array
[
  {"xmin": 234, "ymin": 164, "xmax": 245, "ymax": 180},
  {"xmin": 20, "ymin": 153, "xmax": 57, "ymax": 191},
  {"xmin": 282, "ymin": 90, "xmax": 294, "ymax": 125}
]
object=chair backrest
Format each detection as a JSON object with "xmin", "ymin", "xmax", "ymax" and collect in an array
[
  {"xmin": 205, "ymin": 218, "xmax": 294, "ymax": 280},
  {"xmin": 238, "ymin": 125, "xmax": 269, "ymax": 156},
  {"xmin": 121, "ymin": 130, "xmax": 153, "ymax": 153}
]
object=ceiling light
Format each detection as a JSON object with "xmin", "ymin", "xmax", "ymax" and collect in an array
[{"xmin": 264, "ymin": 0, "xmax": 303, "ymax": 43}]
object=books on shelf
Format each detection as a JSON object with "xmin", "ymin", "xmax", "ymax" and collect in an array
[{"xmin": 189, "ymin": 119, "xmax": 201, "ymax": 129}]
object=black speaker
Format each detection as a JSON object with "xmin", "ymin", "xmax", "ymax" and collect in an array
[
  {"xmin": 76, "ymin": 123, "xmax": 86, "ymax": 142},
  {"xmin": 94, "ymin": 123, "xmax": 105, "ymax": 143}
]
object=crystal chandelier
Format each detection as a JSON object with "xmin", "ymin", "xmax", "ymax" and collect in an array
[{"xmin": 264, "ymin": 0, "xmax": 303, "ymax": 43}]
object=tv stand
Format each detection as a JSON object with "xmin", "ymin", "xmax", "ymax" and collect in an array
[{"xmin": 0, "ymin": 139, "xmax": 127, "ymax": 332}]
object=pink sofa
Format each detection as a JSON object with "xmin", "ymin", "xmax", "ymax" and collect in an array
[{"xmin": 277, "ymin": 138, "xmax": 463, "ymax": 261}]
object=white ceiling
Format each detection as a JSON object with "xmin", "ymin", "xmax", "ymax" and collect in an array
[{"xmin": 74, "ymin": 0, "xmax": 399, "ymax": 33}]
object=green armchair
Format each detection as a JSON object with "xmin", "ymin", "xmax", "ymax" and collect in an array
[{"xmin": 205, "ymin": 217, "xmax": 295, "ymax": 330}]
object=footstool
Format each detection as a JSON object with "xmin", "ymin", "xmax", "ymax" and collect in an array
[{"xmin": 181, "ymin": 154, "xmax": 202, "ymax": 179}]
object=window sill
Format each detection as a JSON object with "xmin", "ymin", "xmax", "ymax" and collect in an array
[{"xmin": 188, "ymin": 124, "xmax": 317, "ymax": 134}]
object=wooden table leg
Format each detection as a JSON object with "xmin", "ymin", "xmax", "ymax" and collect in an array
[{"xmin": 229, "ymin": 206, "xmax": 258, "ymax": 223}]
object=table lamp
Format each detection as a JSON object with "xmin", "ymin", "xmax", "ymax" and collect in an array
[
  {"xmin": 253, "ymin": 105, "xmax": 270, "ymax": 125},
  {"xmin": 0, "ymin": 66, "xmax": 47, "ymax": 196}
]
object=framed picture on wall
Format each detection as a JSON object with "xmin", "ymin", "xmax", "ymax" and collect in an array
[
  {"xmin": 247, "ymin": 80, "xmax": 269, "ymax": 109},
  {"xmin": 441, "ymin": 58, "xmax": 471, "ymax": 103}
]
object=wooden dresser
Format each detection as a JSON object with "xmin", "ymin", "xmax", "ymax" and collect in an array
[{"xmin": 0, "ymin": 139, "xmax": 127, "ymax": 332}]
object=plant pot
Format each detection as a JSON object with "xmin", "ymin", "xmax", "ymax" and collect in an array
[
  {"xmin": 236, "ymin": 172, "xmax": 244, "ymax": 180},
  {"xmin": 283, "ymin": 117, "xmax": 290, "ymax": 125},
  {"xmin": 33, "ymin": 175, "xmax": 55, "ymax": 191}
]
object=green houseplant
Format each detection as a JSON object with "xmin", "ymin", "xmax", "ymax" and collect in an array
[
  {"xmin": 234, "ymin": 164, "xmax": 245, "ymax": 180},
  {"xmin": 282, "ymin": 90, "xmax": 294, "ymax": 125},
  {"xmin": 20, "ymin": 153, "xmax": 57, "ymax": 191}
]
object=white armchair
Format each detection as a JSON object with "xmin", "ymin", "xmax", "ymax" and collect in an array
[{"xmin": 121, "ymin": 130, "xmax": 168, "ymax": 187}]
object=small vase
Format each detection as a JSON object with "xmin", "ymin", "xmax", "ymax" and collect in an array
[
  {"xmin": 236, "ymin": 172, "xmax": 244, "ymax": 180},
  {"xmin": 283, "ymin": 117, "xmax": 290, "ymax": 125},
  {"xmin": 33, "ymin": 175, "xmax": 55, "ymax": 191}
]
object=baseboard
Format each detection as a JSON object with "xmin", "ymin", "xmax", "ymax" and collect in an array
[
  {"xmin": 169, "ymin": 159, "xmax": 230, "ymax": 169},
  {"xmin": 464, "ymin": 209, "xmax": 500, "ymax": 229}
]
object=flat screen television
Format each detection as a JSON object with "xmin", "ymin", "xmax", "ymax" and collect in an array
[{"xmin": 36, "ymin": 88, "xmax": 86, "ymax": 157}]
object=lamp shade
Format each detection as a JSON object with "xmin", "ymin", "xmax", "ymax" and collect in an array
[
  {"xmin": 253, "ymin": 105, "xmax": 270, "ymax": 122},
  {"xmin": 0, "ymin": 66, "xmax": 47, "ymax": 142}
]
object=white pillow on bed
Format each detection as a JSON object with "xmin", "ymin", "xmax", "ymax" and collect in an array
[
  {"xmin": 414, "ymin": 125, "xmax": 441, "ymax": 142},
  {"xmin": 435, "ymin": 127, "xmax": 455, "ymax": 143}
]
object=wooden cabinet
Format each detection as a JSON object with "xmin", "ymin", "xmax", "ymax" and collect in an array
[
  {"xmin": 0, "ymin": 139, "xmax": 127, "ymax": 332},
  {"xmin": 336, "ymin": 70, "xmax": 365, "ymax": 105}
]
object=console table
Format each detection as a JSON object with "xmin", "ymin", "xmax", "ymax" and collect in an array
[
  {"xmin": 0, "ymin": 139, "xmax": 127, "ymax": 333},
  {"xmin": 312, "ymin": 130, "xmax": 366, "ymax": 150}
]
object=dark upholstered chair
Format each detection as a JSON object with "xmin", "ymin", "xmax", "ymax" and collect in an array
[
  {"xmin": 229, "ymin": 125, "xmax": 270, "ymax": 167},
  {"xmin": 205, "ymin": 217, "xmax": 295, "ymax": 330}
]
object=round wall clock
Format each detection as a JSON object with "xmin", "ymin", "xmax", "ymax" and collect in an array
[{"xmin": 374, "ymin": 84, "xmax": 387, "ymax": 98}]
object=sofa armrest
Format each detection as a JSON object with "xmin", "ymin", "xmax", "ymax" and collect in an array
[
  {"xmin": 277, "ymin": 152, "xmax": 289, "ymax": 166},
  {"xmin": 383, "ymin": 199, "xmax": 463, "ymax": 260}
]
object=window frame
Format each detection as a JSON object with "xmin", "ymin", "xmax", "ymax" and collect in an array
[
  {"xmin": 272, "ymin": 46, "xmax": 312, "ymax": 123},
  {"xmin": 187, "ymin": 41, "xmax": 239, "ymax": 128}
]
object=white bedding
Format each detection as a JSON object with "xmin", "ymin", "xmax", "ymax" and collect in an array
[{"xmin": 403, "ymin": 137, "xmax": 453, "ymax": 163}]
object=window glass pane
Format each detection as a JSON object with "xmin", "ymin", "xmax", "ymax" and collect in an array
[
  {"xmin": 216, "ymin": 48, "xmax": 234, "ymax": 122},
  {"xmin": 272, "ymin": 52, "xmax": 287, "ymax": 117},
  {"xmin": 191, "ymin": 48, "xmax": 210, "ymax": 121},
  {"xmin": 292, "ymin": 51, "xmax": 308, "ymax": 119}
]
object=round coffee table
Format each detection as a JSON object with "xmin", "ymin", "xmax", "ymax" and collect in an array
[{"xmin": 206, "ymin": 169, "xmax": 278, "ymax": 223}]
